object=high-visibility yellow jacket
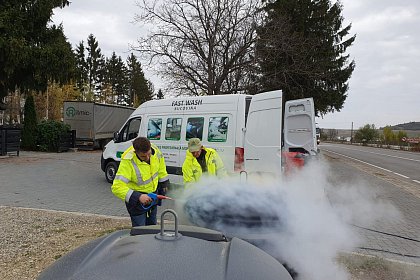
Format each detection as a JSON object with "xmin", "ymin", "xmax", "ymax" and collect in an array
[
  {"xmin": 182, "ymin": 147, "xmax": 227, "ymax": 184},
  {"xmin": 111, "ymin": 144, "xmax": 169, "ymax": 203}
]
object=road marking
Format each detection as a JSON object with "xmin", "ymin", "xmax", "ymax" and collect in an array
[
  {"xmin": 321, "ymin": 144, "xmax": 420, "ymax": 162},
  {"xmin": 324, "ymin": 149, "xmax": 406, "ymax": 176},
  {"xmin": 393, "ymin": 172, "xmax": 409, "ymax": 179},
  {"xmin": 323, "ymin": 149, "xmax": 420, "ymax": 198}
]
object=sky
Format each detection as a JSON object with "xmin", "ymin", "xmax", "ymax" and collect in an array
[{"xmin": 51, "ymin": 0, "xmax": 420, "ymax": 129}]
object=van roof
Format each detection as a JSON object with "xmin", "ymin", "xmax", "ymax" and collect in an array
[
  {"xmin": 147, "ymin": 94, "xmax": 249, "ymax": 106},
  {"xmin": 133, "ymin": 94, "xmax": 251, "ymax": 115}
]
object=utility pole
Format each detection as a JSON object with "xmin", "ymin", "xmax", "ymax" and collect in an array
[{"xmin": 350, "ymin": 122, "xmax": 353, "ymax": 144}]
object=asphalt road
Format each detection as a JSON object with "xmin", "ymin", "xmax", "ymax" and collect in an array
[
  {"xmin": 320, "ymin": 143, "xmax": 420, "ymax": 264},
  {"xmin": 0, "ymin": 150, "xmax": 176, "ymax": 217},
  {"xmin": 321, "ymin": 143, "xmax": 420, "ymax": 184},
  {"xmin": 0, "ymin": 151, "xmax": 127, "ymax": 216},
  {"xmin": 0, "ymin": 148, "xmax": 419, "ymax": 265}
]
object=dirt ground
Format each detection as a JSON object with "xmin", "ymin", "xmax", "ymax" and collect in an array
[
  {"xmin": 0, "ymin": 206, "xmax": 419, "ymax": 280},
  {"xmin": 0, "ymin": 206, "xmax": 130, "ymax": 280}
]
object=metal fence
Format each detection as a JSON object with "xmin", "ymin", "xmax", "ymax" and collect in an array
[
  {"xmin": 58, "ymin": 130, "xmax": 76, "ymax": 152},
  {"xmin": 0, "ymin": 127, "xmax": 21, "ymax": 156}
]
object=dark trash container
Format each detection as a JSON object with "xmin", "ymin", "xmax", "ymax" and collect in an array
[{"xmin": 38, "ymin": 210, "xmax": 293, "ymax": 280}]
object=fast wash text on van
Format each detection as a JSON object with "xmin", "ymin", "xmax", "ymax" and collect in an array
[{"xmin": 101, "ymin": 90, "xmax": 318, "ymax": 184}]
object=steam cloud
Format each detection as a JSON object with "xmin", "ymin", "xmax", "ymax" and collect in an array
[{"xmin": 169, "ymin": 158, "xmax": 400, "ymax": 280}]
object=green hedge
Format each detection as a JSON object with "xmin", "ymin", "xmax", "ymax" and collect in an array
[{"xmin": 36, "ymin": 120, "xmax": 71, "ymax": 152}]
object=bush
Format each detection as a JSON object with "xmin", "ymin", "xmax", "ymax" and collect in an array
[
  {"xmin": 354, "ymin": 124, "xmax": 379, "ymax": 144},
  {"xmin": 36, "ymin": 120, "xmax": 71, "ymax": 152}
]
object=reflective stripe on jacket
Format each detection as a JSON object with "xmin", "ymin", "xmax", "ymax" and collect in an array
[
  {"xmin": 182, "ymin": 147, "xmax": 227, "ymax": 184},
  {"xmin": 111, "ymin": 144, "xmax": 169, "ymax": 202}
]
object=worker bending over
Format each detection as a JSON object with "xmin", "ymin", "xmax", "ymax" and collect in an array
[{"xmin": 182, "ymin": 138, "xmax": 227, "ymax": 185}]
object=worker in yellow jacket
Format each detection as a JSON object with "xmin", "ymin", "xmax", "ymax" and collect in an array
[
  {"xmin": 182, "ymin": 138, "xmax": 227, "ymax": 185},
  {"xmin": 112, "ymin": 137, "xmax": 169, "ymax": 226}
]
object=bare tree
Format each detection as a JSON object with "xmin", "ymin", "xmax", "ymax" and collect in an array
[
  {"xmin": 133, "ymin": 0, "xmax": 262, "ymax": 96},
  {"xmin": 327, "ymin": 129, "xmax": 338, "ymax": 141}
]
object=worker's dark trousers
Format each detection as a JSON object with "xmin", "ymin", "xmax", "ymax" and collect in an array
[{"xmin": 130, "ymin": 205, "xmax": 157, "ymax": 227}]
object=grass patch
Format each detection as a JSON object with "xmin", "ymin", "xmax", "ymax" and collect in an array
[
  {"xmin": 337, "ymin": 253, "xmax": 420, "ymax": 280},
  {"xmin": 338, "ymin": 254, "xmax": 389, "ymax": 272}
]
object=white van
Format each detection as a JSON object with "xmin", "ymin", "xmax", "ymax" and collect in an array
[{"xmin": 101, "ymin": 90, "xmax": 317, "ymax": 184}]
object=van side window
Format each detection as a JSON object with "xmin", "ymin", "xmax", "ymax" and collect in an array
[
  {"xmin": 165, "ymin": 118, "xmax": 182, "ymax": 140},
  {"xmin": 121, "ymin": 118, "xmax": 141, "ymax": 142},
  {"xmin": 147, "ymin": 118, "xmax": 162, "ymax": 140},
  {"xmin": 289, "ymin": 104, "xmax": 305, "ymax": 112},
  {"xmin": 208, "ymin": 117, "xmax": 228, "ymax": 142},
  {"xmin": 186, "ymin": 117, "xmax": 204, "ymax": 140}
]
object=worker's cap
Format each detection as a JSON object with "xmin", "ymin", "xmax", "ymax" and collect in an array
[{"xmin": 188, "ymin": 138, "xmax": 202, "ymax": 152}]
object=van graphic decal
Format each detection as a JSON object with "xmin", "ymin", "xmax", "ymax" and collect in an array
[
  {"xmin": 172, "ymin": 99, "xmax": 203, "ymax": 111},
  {"xmin": 156, "ymin": 145, "xmax": 188, "ymax": 150}
]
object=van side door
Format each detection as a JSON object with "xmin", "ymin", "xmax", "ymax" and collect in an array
[
  {"xmin": 283, "ymin": 98, "xmax": 317, "ymax": 155},
  {"xmin": 112, "ymin": 117, "xmax": 142, "ymax": 159},
  {"xmin": 244, "ymin": 90, "xmax": 283, "ymax": 174}
]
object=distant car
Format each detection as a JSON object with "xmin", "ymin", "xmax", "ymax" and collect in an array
[{"xmin": 316, "ymin": 126, "xmax": 321, "ymax": 145}]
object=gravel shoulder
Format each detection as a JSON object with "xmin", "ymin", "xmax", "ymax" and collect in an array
[
  {"xmin": 0, "ymin": 206, "xmax": 130, "ymax": 280},
  {"xmin": 1, "ymin": 206, "xmax": 419, "ymax": 280}
]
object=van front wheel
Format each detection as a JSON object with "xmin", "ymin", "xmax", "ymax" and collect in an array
[{"xmin": 105, "ymin": 162, "xmax": 118, "ymax": 183}]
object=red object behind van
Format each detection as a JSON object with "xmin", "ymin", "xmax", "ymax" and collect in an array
[{"xmin": 282, "ymin": 151, "xmax": 305, "ymax": 174}]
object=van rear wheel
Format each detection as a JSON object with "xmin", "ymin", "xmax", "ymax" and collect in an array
[{"xmin": 105, "ymin": 162, "xmax": 118, "ymax": 183}]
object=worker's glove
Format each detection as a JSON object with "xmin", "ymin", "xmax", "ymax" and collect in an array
[
  {"xmin": 157, "ymin": 180, "xmax": 169, "ymax": 196},
  {"xmin": 157, "ymin": 180, "xmax": 169, "ymax": 206}
]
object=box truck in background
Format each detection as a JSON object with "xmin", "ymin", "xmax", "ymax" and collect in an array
[
  {"xmin": 101, "ymin": 90, "xmax": 318, "ymax": 183},
  {"xmin": 63, "ymin": 101, "xmax": 135, "ymax": 149}
]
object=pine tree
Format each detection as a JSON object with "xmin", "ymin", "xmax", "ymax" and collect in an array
[
  {"xmin": 255, "ymin": 0, "xmax": 355, "ymax": 116},
  {"xmin": 86, "ymin": 34, "xmax": 103, "ymax": 101},
  {"xmin": 116, "ymin": 56, "xmax": 129, "ymax": 105},
  {"xmin": 95, "ymin": 55, "xmax": 107, "ymax": 102},
  {"xmin": 0, "ymin": 1, "xmax": 74, "ymax": 101},
  {"xmin": 107, "ymin": 53, "xmax": 129, "ymax": 105},
  {"xmin": 75, "ymin": 41, "xmax": 88, "ymax": 100},
  {"xmin": 21, "ymin": 95, "xmax": 37, "ymax": 150},
  {"xmin": 126, "ymin": 54, "xmax": 153, "ymax": 106}
]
